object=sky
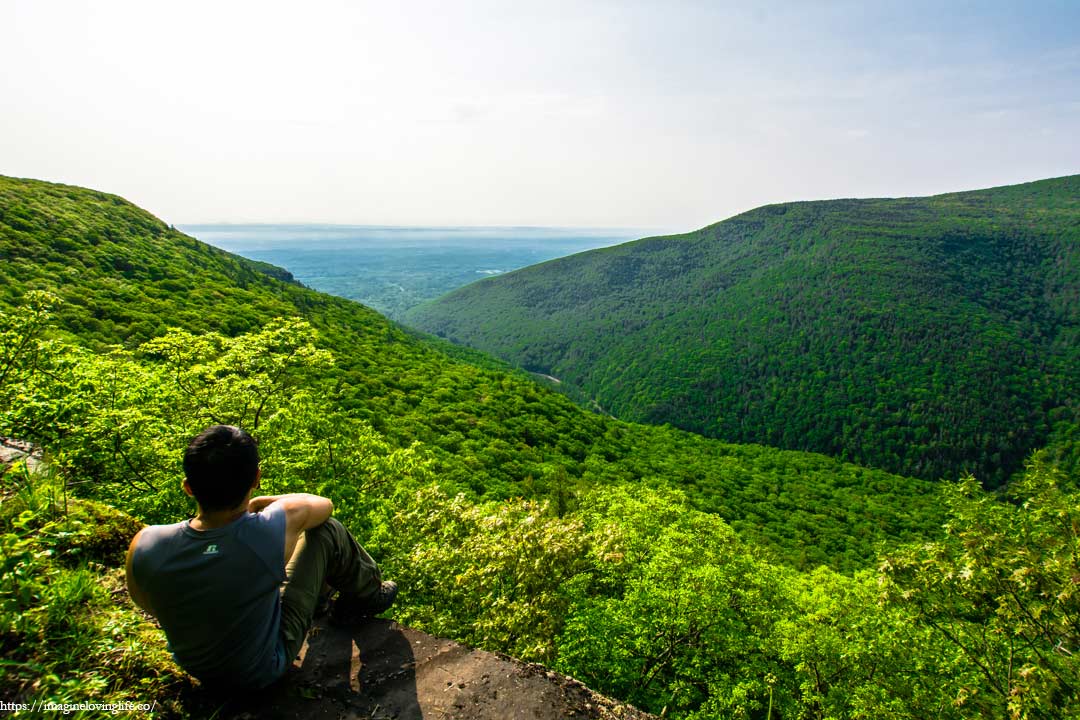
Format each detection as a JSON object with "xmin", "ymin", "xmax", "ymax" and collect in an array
[{"xmin": 2, "ymin": 0, "xmax": 1078, "ymax": 231}]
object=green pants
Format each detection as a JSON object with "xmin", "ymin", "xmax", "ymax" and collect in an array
[{"xmin": 278, "ymin": 518, "xmax": 382, "ymax": 663}]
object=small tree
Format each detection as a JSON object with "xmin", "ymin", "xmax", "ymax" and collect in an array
[
  {"xmin": 0, "ymin": 290, "xmax": 58, "ymax": 394},
  {"xmin": 882, "ymin": 454, "xmax": 1080, "ymax": 718}
]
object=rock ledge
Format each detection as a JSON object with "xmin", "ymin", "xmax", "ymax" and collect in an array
[{"xmin": 222, "ymin": 618, "xmax": 656, "ymax": 720}]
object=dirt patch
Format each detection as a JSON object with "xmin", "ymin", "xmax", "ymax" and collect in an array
[{"xmin": 218, "ymin": 618, "xmax": 655, "ymax": 720}]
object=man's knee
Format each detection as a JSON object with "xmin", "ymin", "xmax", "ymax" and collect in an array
[
  {"xmin": 306, "ymin": 516, "xmax": 345, "ymax": 535},
  {"xmin": 301, "ymin": 517, "xmax": 349, "ymax": 551}
]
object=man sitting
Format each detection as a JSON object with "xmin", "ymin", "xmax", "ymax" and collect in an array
[{"xmin": 125, "ymin": 424, "xmax": 397, "ymax": 688}]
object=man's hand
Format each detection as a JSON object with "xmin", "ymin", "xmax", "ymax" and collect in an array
[{"xmin": 248, "ymin": 495, "xmax": 280, "ymax": 513}]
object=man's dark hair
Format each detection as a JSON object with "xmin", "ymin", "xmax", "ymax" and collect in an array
[{"xmin": 183, "ymin": 425, "xmax": 259, "ymax": 512}]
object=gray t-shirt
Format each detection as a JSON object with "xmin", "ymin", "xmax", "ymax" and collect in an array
[{"xmin": 131, "ymin": 506, "xmax": 288, "ymax": 687}]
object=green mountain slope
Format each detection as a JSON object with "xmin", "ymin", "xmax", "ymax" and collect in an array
[
  {"xmin": 0, "ymin": 174, "xmax": 942, "ymax": 571},
  {"xmin": 4, "ymin": 175, "xmax": 1079, "ymax": 719},
  {"xmin": 405, "ymin": 176, "xmax": 1080, "ymax": 485}
]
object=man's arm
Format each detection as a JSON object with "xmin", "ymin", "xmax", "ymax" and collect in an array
[
  {"xmin": 250, "ymin": 493, "xmax": 334, "ymax": 561},
  {"xmin": 125, "ymin": 530, "xmax": 155, "ymax": 616}
]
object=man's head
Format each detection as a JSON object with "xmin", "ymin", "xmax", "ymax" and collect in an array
[{"xmin": 182, "ymin": 425, "xmax": 260, "ymax": 512}]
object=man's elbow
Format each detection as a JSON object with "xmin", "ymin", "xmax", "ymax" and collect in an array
[
  {"xmin": 296, "ymin": 495, "xmax": 334, "ymax": 530},
  {"xmin": 316, "ymin": 496, "xmax": 334, "ymax": 524}
]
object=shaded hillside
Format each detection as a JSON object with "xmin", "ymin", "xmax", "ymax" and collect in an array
[{"xmin": 406, "ymin": 176, "xmax": 1080, "ymax": 485}]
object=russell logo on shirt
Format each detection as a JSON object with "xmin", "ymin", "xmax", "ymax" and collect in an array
[{"xmin": 203, "ymin": 544, "xmax": 220, "ymax": 555}]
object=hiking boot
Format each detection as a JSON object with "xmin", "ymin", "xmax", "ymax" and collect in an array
[{"xmin": 330, "ymin": 580, "xmax": 398, "ymax": 625}]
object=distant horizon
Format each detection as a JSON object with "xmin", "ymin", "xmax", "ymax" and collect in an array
[
  {"xmin": 178, "ymin": 223, "xmax": 656, "ymax": 249},
  {"xmin": 178, "ymin": 222, "xmax": 660, "ymax": 233},
  {"xmin": 176, "ymin": 170, "xmax": 1077, "ymax": 236}
]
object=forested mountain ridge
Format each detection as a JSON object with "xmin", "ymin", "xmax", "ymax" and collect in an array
[
  {"xmin": 3, "ymin": 174, "xmax": 1079, "ymax": 718},
  {"xmin": 0, "ymin": 173, "xmax": 940, "ymax": 569},
  {"xmin": 406, "ymin": 175, "xmax": 1080, "ymax": 485}
]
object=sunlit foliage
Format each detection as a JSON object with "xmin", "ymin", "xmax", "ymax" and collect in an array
[{"xmin": 1, "ymin": 176, "xmax": 1077, "ymax": 719}]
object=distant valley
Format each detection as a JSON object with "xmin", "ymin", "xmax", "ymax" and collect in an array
[{"xmin": 180, "ymin": 224, "xmax": 643, "ymax": 320}]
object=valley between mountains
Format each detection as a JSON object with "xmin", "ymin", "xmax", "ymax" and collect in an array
[{"xmin": 1, "ymin": 174, "xmax": 1077, "ymax": 718}]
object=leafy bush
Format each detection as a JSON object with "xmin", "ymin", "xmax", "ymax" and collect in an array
[{"xmin": 882, "ymin": 454, "xmax": 1080, "ymax": 718}]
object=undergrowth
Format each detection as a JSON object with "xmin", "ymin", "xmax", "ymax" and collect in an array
[{"xmin": 0, "ymin": 458, "xmax": 202, "ymax": 717}]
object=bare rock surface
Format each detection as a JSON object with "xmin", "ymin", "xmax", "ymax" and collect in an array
[
  {"xmin": 217, "ymin": 618, "xmax": 655, "ymax": 720},
  {"xmin": 0, "ymin": 437, "xmax": 41, "ymax": 473}
]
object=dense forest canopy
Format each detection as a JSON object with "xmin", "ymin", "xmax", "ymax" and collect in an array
[
  {"xmin": 1, "ymin": 174, "xmax": 1078, "ymax": 718},
  {"xmin": 0, "ymin": 174, "xmax": 942, "ymax": 570},
  {"xmin": 406, "ymin": 175, "xmax": 1080, "ymax": 486}
]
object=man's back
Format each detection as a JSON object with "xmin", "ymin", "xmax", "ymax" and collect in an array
[{"xmin": 130, "ymin": 505, "xmax": 287, "ymax": 687}]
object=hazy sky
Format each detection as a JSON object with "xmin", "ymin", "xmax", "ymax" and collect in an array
[{"xmin": 2, "ymin": 1, "xmax": 1078, "ymax": 230}]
